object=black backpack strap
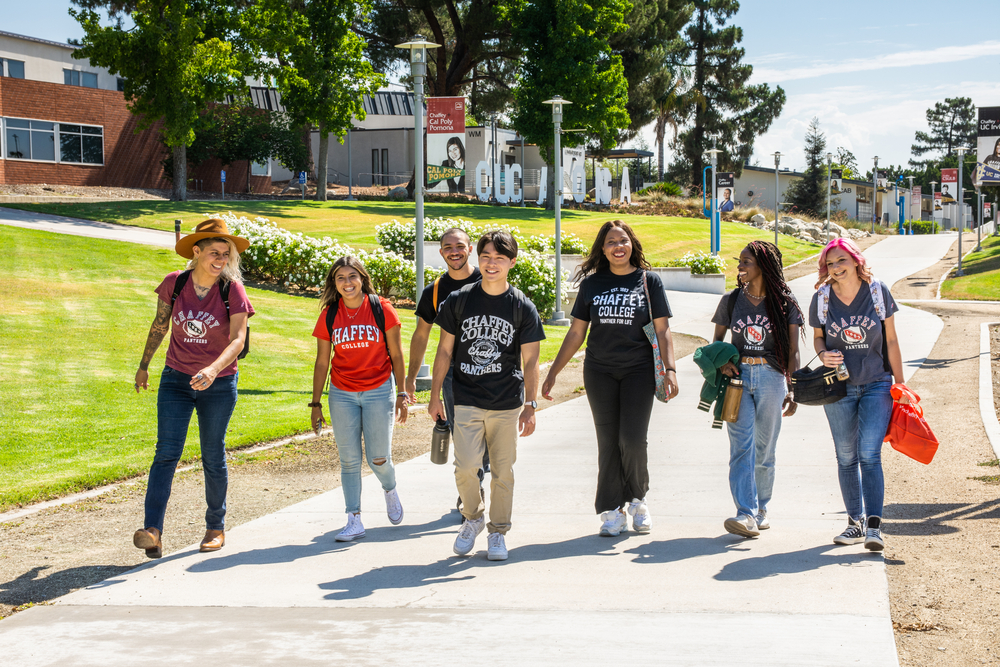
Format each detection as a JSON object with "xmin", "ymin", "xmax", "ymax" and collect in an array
[
  {"xmin": 510, "ymin": 286, "xmax": 525, "ymax": 354},
  {"xmin": 368, "ymin": 293, "xmax": 390, "ymax": 357},
  {"xmin": 219, "ymin": 280, "xmax": 231, "ymax": 314},
  {"xmin": 453, "ymin": 282, "xmax": 477, "ymax": 328},
  {"xmin": 726, "ymin": 287, "xmax": 740, "ymax": 325},
  {"xmin": 325, "ymin": 299, "xmax": 339, "ymax": 341},
  {"xmin": 170, "ymin": 270, "xmax": 192, "ymax": 310}
]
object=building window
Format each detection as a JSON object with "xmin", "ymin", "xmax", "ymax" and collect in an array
[
  {"xmin": 116, "ymin": 78, "xmax": 125, "ymax": 92},
  {"xmin": 58, "ymin": 124, "xmax": 104, "ymax": 164},
  {"xmin": 1, "ymin": 59, "xmax": 25, "ymax": 79},
  {"xmin": 64, "ymin": 70, "xmax": 98, "ymax": 88},
  {"xmin": 250, "ymin": 161, "xmax": 270, "ymax": 177},
  {"xmin": 5, "ymin": 119, "xmax": 55, "ymax": 161}
]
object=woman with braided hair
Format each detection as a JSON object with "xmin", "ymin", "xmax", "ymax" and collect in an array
[{"xmin": 711, "ymin": 240, "xmax": 802, "ymax": 537}]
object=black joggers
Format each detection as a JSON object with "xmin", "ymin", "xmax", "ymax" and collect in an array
[{"xmin": 584, "ymin": 363, "xmax": 655, "ymax": 514}]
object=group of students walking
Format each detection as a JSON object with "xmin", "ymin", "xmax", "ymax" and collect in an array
[{"xmin": 131, "ymin": 217, "xmax": 905, "ymax": 561}]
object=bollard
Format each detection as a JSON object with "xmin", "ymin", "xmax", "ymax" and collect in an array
[{"xmin": 175, "ymin": 219, "xmax": 181, "ymax": 244}]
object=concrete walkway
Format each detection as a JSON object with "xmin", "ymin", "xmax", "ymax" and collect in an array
[
  {"xmin": 0, "ymin": 206, "xmax": 176, "ymax": 248},
  {"xmin": 0, "ymin": 223, "xmax": 954, "ymax": 664}
]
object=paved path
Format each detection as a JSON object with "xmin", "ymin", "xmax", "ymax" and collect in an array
[
  {"xmin": 0, "ymin": 206, "xmax": 176, "ymax": 248},
  {"xmin": 0, "ymin": 221, "xmax": 954, "ymax": 664}
]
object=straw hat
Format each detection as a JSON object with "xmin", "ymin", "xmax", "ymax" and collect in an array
[{"xmin": 175, "ymin": 218, "xmax": 250, "ymax": 259}]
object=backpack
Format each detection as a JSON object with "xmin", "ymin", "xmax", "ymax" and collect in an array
[
  {"xmin": 172, "ymin": 270, "xmax": 250, "ymax": 360},
  {"xmin": 325, "ymin": 293, "xmax": 390, "ymax": 357},
  {"xmin": 816, "ymin": 278, "xmax": 891, "ymax": 373},
  {"xmin": 451, "ymin": 282, "xmax": 525, "ymax": 353}
]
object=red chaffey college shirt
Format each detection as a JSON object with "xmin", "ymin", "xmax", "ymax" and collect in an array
[
  {"xmin": 312, "ymin": 296, "xmax": 400, "ymax": 392},
  {"xmin": 155, "ymin": 270, "xmax": 255, "ymax": 377}
]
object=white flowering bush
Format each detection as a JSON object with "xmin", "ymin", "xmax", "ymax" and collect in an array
[
  {"xmin": 509, "ymin": 249, "xmax": 568, "ymax": 320},
  {"xmin": 522, "ymin": 232, "xmax": 590, "ymax": 256},
  {"xmin": 376, "ymin": 217, "xmax": 485, "ymax": 257},
  {"xmin": 666, "ymin": 251, "xmax": 727, "ymax": 275}
]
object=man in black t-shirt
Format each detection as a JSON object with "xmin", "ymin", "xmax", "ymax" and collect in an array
[{"xmin": 430, "ymin": 230, "xmax": 545, "ymax": 561}]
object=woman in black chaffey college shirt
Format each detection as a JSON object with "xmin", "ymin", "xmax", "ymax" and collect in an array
[{"xmin": 543, "ymin": 220, "xmax": 678, "ymax": 538}]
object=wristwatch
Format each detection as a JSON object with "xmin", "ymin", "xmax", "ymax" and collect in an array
[{"xmin": 525, "ymin": 400, "xmax": 537, "ymax": 409}]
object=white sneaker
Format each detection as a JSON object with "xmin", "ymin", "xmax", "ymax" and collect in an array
[
  {"xmin": 628, "ymin": 498, "xmax": 652, "ymax": 533},
  {"xmin": 724, "ymin": 514, "xmax": 760, "ymax": 538},
  {"xmin": 487, "ymin": 532, "xmax": 508, "ymax": 561},
  {"xmin": 335, "ymin": 512, "xmax": 365, "ymax": 542},
  {"xmin": 755, "ymin": 509, "xmax": 770, "ymax": 530},
  {"xmin": 453, "ymin": 517, "xmax": 485, "ymax": 555},
  {"xmin": 599, "ymin": 509, "xmax": 628, "ymax": 536},
  {"xmin": 864, "ymin": 516, "xmax": 885, "ymax": 552},
  {"xmin": 385, "ymin": 488, "xmax": 403, "ymax": 525}
]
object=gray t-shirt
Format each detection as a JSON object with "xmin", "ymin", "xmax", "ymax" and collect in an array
[
  {"xmin": 712, "ymin": 289, "xmax": 803, "ymax": 372},
  {"xmin": 808, "ymin": 281, "xmax": 898, "ymax": 385}
]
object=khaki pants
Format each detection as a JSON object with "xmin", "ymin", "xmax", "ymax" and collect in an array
[{"xmin": 453, "ymin": 405, "xmax": 520, "ymax": 534}]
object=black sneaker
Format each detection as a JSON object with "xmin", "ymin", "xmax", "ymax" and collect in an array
[
  {"xmin": 833, "ymin": 517, "xmax": 865, "ymax": 545},
  {"xmin": 864, "ymin": 516, "xmax": 885, "ymax": 552}
]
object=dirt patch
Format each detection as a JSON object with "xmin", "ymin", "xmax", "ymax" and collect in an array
[
  {"xmin": 0, "ymin": 333, "xmax": 703, "ymax": 619},
  {"xmin": 0, "ymin": 184, "xmax": 169, "ymax": 200}
]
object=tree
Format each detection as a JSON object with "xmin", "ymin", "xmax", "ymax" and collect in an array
[
  {"xmin": 252, "ymin": 0, "xmax": 385, "ymax": 201},
  {"xmin": 652, "ymin": 66, "xmax": 691, "ymax": 181},
  {"xmin": 71, "ymin": 0, "xmax": 250, "ymax": 201},
  {"xmin": 833, "ymin": 147, "xmax": 859, "ymax": 179},
  {"xmin": 909, "ymin": 97, "xmax": 977, "ymax": 168},
  {"xmin": 670, "ymin": 0, "xmax": 785, "ymax": 187},
  {"xmin": 784, "ymin": 117, "xmax": 835, "ymax": 217}
]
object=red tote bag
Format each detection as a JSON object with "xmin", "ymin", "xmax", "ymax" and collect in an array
[{"xmin": 883, "ymin": 384, "xmax": 939, "ymax": 465}]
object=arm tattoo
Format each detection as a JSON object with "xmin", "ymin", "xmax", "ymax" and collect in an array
[{"xmin": 139, "ymin": 299, "xmax": 172, "ymax": 371}]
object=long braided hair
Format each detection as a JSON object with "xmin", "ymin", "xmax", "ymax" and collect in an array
[{"xmin": 738, "ymin": 241, "xmax": 803, "ymax": 378}]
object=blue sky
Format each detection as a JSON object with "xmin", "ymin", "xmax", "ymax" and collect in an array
[{"xmin": 8, "ymin": 0, "xmax": 1000, "ymax": 172}]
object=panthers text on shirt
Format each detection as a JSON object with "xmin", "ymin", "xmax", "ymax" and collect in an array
[{"xmin": 174, "ymin": 309, "xmax": 222, "ymax": 345}]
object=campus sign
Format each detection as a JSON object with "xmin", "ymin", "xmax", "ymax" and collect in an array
[
  {"xmin": 716, "ymin": 172, "xmax": 735, "ymax": 212},
  {"xmin": 940, "ymin": 168, "xmax": 958, "ymax": 203},
  {"xmin": 426, "ymin": 97, "xmax": 466, "ymax": 193},
  {"xmin": 975, "ymin": 106, "xmax": 1000, "ymax": 187}
]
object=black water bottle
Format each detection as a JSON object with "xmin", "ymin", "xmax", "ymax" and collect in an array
[{"xmin": 430, "ymin": 419, "xmax": 451, "ymax": 465}]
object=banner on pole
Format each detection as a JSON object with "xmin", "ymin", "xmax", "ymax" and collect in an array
[
  {"xmin": 975, "ymin": 106, "xmax": 1000, "ymax": 187},
  {"xmin": 911, "ymin": 185, "xmax": 922, "ymax": 219},
  {"xmin": 426, "ymin": 97, "xmax": 466, "ymax": 193},
  {"xmin": 940, "ymin": 168, "xmax": 958, "ymax": 203},
  {"xmin": 933, "ymin": 191, "xmax": 943, "ymax": 217},
  {"xmin": 985, "ymin": 202, "xmax": 992, "ymax": 219},
  {"xmin": 716, "ymin": 172, "xmax": 735, "ymax": 212},
  {"xmin": 830, "ymin": 169, "xmax": 843, "ymax": 195},
  {"xmin": 563, "ymin": 146, "xmax": 585, "ymax": 203}
]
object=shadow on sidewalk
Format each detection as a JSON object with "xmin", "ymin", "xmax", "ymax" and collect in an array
[
  {"xmin": 712, "ymin": 544, "xmax": 878, "ymax": 581},
  {"xmin": 0, "ymin": 564, "xmax": 135, "ymax": 608},
  {"xmin": 882, "ymin": 499, "xmax": 1000, "ymax": 536}
]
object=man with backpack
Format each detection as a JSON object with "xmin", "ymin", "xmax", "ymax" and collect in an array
[{"xmin": 429, "ymin": 230, "xmax": 545, "ymax": 561}]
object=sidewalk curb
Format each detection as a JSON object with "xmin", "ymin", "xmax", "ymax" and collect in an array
[{"xmin": 979, "ymin": 322, "xmax": 1000, "ymax": 461}]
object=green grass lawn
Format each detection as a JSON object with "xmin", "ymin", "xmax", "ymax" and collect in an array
[
  {"xmin": 940, "ymin": 234, "xmax": 1000, "ymax": 300},
  {"xmin": 0, "ymin": 225, "xmax": 568, "ymax": 509},
  {"xmin": 4, "ymin": 200, "xmax": 820, "ymax": 282}
]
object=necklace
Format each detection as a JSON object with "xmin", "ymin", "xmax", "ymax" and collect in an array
[
  {"xmin": 343, "ymin": 300, "xmax": 364, "ymax": 319},
  {"xmin": 743, "ymin": 285, "xmax": 765, "ymax": 299}
]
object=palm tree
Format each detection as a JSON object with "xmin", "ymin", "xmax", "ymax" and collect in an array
[{"xmin": 652, "ymin": 67, "xmax": 694, "ymax": 182}]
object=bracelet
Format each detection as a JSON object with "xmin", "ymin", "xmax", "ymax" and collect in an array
[
  {"xmin": 396, "ymin": 392, "xmax": 408, "ymax": 398},
  {"xmin": 664, "ymin": 368, "xmax": 676, "ymax": 373},
  {"xmin": 308, "ymin": 402, "xmax": 322, "ymax": 408}
]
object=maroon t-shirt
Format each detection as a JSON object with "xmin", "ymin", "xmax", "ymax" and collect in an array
[{"xmin": 154, "ymin": 271, "xmax": 255, "ymax": 377}]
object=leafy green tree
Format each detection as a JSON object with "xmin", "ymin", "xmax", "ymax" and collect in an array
[
  {"xmin": 909, "ymin": 97, "xmax": 977, "ymax": 168},
  {"xmin": 833, "ymin": 147, "xmax": 859, "ymax": 179},
  {"xmin": 784, "ymin": 117, "xmax": 835, "ymax": 217},
  {"xmin": 251, "ymin": 0, "xmax": 385, "ymax": 201},
  {"xmin": 71, "ymin": 0, "xmax": 250, "ymax": 201},
  {"xmin": 670, "ymin": 0, "xmax": 785, "ymax": 187}
]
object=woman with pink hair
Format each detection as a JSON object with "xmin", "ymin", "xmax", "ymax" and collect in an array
[{"xmin": 807, "ymin": 238, "xmax": 906, "ymax": 552}]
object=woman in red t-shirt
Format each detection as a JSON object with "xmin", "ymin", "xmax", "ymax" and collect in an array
[
  {"xmin": 311, "ymin": 256, "xmax": 408, "ymax": 542},
  {"xmin": 132, "ymin": 218, "xmax": 254, "ymax": 559}
]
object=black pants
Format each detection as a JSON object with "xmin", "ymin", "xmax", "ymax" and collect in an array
[{"xmin": 584, "ymin": 363, "xmax": 655, "ymax": 514}]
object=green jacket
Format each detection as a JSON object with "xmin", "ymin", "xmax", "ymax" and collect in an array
[{"xmin": 694, "ymin": 342, "xmax": 739, "ymax": 429}]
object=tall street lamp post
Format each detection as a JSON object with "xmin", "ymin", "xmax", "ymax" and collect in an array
[
  {"xmin": 928, "ymin": 180, "xmax": 937, "ymax": 231},
  {"xmin": 825, "ymin": 152, "xmax": 833, "ymax": 243},
  {"xmin": 976, "ymin": 188, "xmax": 983, "ymax": 251},
  {"xmin": 771, "ymin": 151, "xmax": 782, "ymax": 248},
  {"xmin": 957, "ymin": 147, "xmax": 966, "ymax": 276},
  {"xmin": 872, "ymin": 156, "xmax": 879, "ymax": 233},
  {"xmin": 706, "ymin": 140, "xmax": 722, "ymax": 256},
  {"xmin": 543, "ymin": 95, "xmax": 572, "ymax": 326},
  {"xmin": 396, "ymin": 35, "xmax": 440, "ymax": 302},
  {"xmin": 906, "ymin": 175, "xmax": 915, "ymax": 234}
]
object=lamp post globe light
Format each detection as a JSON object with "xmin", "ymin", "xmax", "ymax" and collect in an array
[
  {"xmin": 542, "ymin": 95, "xmax": 572, "ymax": 326},
  {"xmin": 825, "ymin": 152, "xmax": 833, "ymax": 243},
  {"xmin": 771, "ymin": 151, "xmax": 782, "ymax": 248},
  {"xmin": 956, "ymin": 147, "xmax": 966, "ymax": 276},
  {"xmin": 396, "ymin": 35, "xmax": 440, "ymax": 303}
]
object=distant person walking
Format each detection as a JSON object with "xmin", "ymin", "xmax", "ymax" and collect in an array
[
  {"xmin": 809, "ymin": 238, "xmax": 906, "ymax": 552},
  {"xmin": 429, "ymin": 230, "xmax": 545, "ymax": 561},
  {"xmin": 711, "ymin": 241, "xmax": 802, "ymax": 538},
  {"xmin": 311, "ymin": 256, "xmax": 408, "ymax": 542},
  {"xmin": 542, "ymin": 220, "xmax": 678, "ymax": 536},
  {"xmin": 132, "ymin": 219, "xmax": 254, "ymax": 559}
]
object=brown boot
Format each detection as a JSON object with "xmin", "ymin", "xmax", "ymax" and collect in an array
[
  {"xmin": 133, "ymin": 527, "xmax": 163, "ymax": 559},
  {"xmin": 200, "ymin": 529, "xmax": 225, "ymax": 552}
]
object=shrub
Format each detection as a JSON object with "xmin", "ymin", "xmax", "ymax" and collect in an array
[
  {"xmin": 521, "ymin": 232, "xmax": 590, "ymax": 255},
  {"xmin": 908, "ymin": 220, "xmax": 939, "ymax": 235},
  {"xmin": 638, "ymin": 181, "xmax": 684, "ymax": 197},
  {"xmin": 665, "ymin": 250, "xmax": 727, "ymax": 275},
  {"xmin": 508, "ymin": 249, "xmax": 569, "ymax": 320},
  {"xmin": 375, "ymin": 217, "xmax": 484, "ymax": 257}
]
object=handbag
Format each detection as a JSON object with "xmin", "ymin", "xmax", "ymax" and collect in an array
[
  {"xmin": 884, "ymin": 384, "xmax": 939, "ymax": 465},
  {"xmin": 790, "ymin": 355, "xmax": 847, "ymax": 406},
  {"xmin": 641, "ymin": 271, "xmax": 669, "ymax": 403}
]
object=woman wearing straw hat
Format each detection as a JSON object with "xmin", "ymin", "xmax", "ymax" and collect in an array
[{"xmin": 132, "ymin": 218, "xmax": 254, "ymax": 558}]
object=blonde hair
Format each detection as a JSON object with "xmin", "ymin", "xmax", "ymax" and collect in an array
[{"xmin": 186, "ymin": 238, "xmax": 244, "ymax": 284}]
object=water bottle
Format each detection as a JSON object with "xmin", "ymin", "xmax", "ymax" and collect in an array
[
  {"xmin": 721, "ymin": 377, "xmax": 744, "ymax": 423},
  {"xmin": 430, "ymin": 419, "xmax": 451, "ymax": 465},
  {"xmin": 836, "ymin": 363, "xmax": 850, "ymax": 381}
]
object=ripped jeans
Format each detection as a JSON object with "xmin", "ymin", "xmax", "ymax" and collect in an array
[{"xmin": 329, "ymin": 377, "xmax": 397, "ymax": 514}]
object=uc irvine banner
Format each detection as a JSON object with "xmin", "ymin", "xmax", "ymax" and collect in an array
[
  {"xmin": 427, "ymin": 97, "xmax": 466, "ymax": 193},
  {"xmin": 976, "ymin": 106, "xmax": 1000, "ymax": 187}
]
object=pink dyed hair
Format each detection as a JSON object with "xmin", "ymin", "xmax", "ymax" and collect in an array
[{"xmin": 815, "ymin": 237, "xmax": 873, "ymax": 287}]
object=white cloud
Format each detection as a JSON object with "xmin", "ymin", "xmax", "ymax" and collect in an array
[{"xmin": 753, "ymin": 41, "xmax": 1000, "ymax": 83}]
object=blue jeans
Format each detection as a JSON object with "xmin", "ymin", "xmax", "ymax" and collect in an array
[
  {"xmin": 725, "ymin": 362, "xmax": 787, "ymax": 518},
  {"xmin": 823, "ymin": 380, "xmax": 893, "ymax": 521},
  {"xmin": 144, "ymin": 367, "xmax": 238, "ymax": 533},
  {"xmin": 329, "ymin": 377, "xmax": 397, "ymax": 514}
]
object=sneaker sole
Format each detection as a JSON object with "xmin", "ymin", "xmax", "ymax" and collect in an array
[
  {"xmin": 487, "ymin": 552, "xmax": 508, "ymax": 561},
  {"xmin": 453, "ymin": 544, "xmax": 475, "ymax": 556},
  {"xmin": 599, "ymin": 525, "xmax": 626, "ymax": 537},
  {"xmin": 633, "ymin": 525, "xmax": 651, "ymax": 534},
  {"xmin": 865, "ymin": 540, "xmax": 885, "ymax": 552},
  {"xmin": 335, "ymin": 531, "xmax": 365, "ymax": 542},
  {"xmin": 388, "ymin": 509, "xmax": 404, "ymax": 526},
  {"xmin": 724, "ymin": 519, "xmax": 759, "ymax": 538},
  {"xmin": 756, "ymin": 523, "xmax": 770, "ymax": 530},
  {"xmin": 833, "ymin": 536, "xmax": 864, "ymax": 545}
]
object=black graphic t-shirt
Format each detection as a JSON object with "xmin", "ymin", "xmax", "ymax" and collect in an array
[
  {"xmin": 415, "ymin": 268, "xmax": 482, "ymax": 324},
  {"xmin": 712, "ymin": 290, "xmax": 803, "ymax": 371},
  {"xmin": 436, "ymin": 284, "xmax": 546, "ymax": 410},
  {"xmin": 571, "ymin": 269, "xmax": 672, "ymax": 372},
  {"xmin": 808, "ymin": 281, "xmax": 898, "ymax": 385}
]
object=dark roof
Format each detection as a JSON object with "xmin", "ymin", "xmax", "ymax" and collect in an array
[
  {"xmin": 587, "ymin": 148, "xmax": 654, "ymax": 159},
  {"xmin": 0, "ymin": 30, "xmax": 76, "ymax": 50}
]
